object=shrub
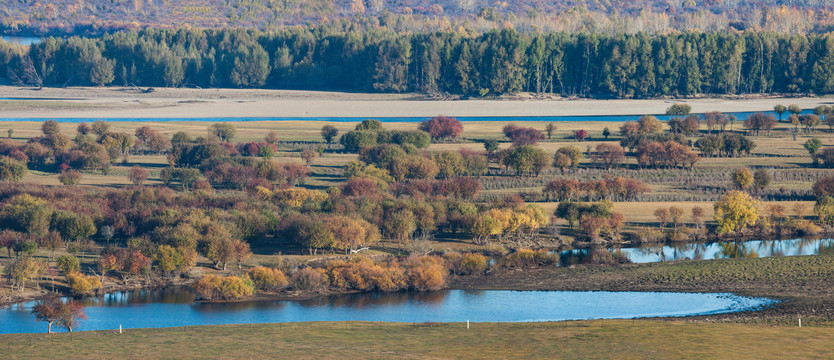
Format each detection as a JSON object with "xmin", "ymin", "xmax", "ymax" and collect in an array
[
  {"xmin": 248, "ymin": 267, "xmax": 289, "ymax": 291},
  {"xmin": 193, "ymin": 274, "xmax": 254, "ymax": 301},
  {"xmin": 66, "ymin": 273, "xmax": 102, "ymax": 295},
  {"xmin": 291, "ymin": 267, "xmax": 328, "ymax": 292},
  {"xmin": 447, "ymin": 252, "xmax": 488, "ymax": 275},
  {"xmin": 402, "ymin": 255, "xmax": 446, "ymax": 291},
  {"xmin": 58, "ymin": 170, "xmax": 82, "ymax": 186}
]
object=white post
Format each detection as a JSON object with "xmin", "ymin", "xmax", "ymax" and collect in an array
[
  {"xmin": 119, "ymin": 324, "xmax": 122, "ymax": 334},
  {"xmin": 799, "ymin": 318, "xmax": 802, "ymax": 328},
  {"xmin": 467, "ymin": 320, "xmax": 469, "ymax": 329}
]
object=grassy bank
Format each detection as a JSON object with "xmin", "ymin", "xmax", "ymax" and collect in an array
[
  {"xmin": 2, "ymin": 320, "xmax": 833, "ymax": 359},
  {"xmin": 453, "ymin": 254, "xmax": 834, "ymax": 324}
]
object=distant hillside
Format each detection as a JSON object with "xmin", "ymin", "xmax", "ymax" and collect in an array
[{"xmin": 2, "ymin": 0, "xmax": 833, "ymax": 35}]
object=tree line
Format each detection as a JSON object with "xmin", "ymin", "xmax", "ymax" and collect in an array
[{"xmin": 8, "ymin": 27, "xmax": 834, "ymax": 97}]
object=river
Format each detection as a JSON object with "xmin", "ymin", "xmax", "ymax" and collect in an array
[
  {"xmin": 0, "ymin": 110, "xmax": 814, "ymax": 123},
  {"xmin": 560, "ymin": 238, "xmax": 834, "ymax": 266}
]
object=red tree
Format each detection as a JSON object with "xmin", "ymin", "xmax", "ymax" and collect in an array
[{"xmin": 419, "ymin": 116, "xmax": 463, "ymax": 141}]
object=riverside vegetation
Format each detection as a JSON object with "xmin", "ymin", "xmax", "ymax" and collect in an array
[{"xmin": 2, "ymin": 105, "xmax": 834, "ymax": 330}]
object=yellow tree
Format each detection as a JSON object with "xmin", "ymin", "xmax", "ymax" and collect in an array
[
  {"xmin": 714, "ymin": 191, "xmax": 759, "ymax": 233},
  {"xmin": 731, "ymin": 168, "xmax": 754, "ymax": 190}
]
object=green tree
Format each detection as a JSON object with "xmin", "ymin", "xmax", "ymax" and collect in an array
[
  {"xmin": 56, "ymin": 255, "xmax": 80, "ymax": 275},
  {"xmin": 805, "ymin": 138, "xmax": 823, "ymax": 166},
  {"xmin": 774, "ymin": 104, "xmax": 786, "ymax": 121},
  {"xmin": 0, "ymin": 156, "xmax": 27, "ymax": 182},
  {"xmin": 554, "ymin": 146, "xmax": 584, "ymax": 167},
  {"xmin": 2, "ymin": 194, "xmax": 53, "ymax": 236},
  {"xmin": 665, "ymin": 103, "xmax": 692, "ymax": 121},
  {"xmin": 503, "ymin": 145, "xmax": 550, "ymax": 176},
  {"xmin": 753, "ymin": 169, "xmax": 771, "ymax": 192},
  {"xmin": 209, "ymin": 123, "xmax": 237, "ymax": 142},
  {"xmin": 321, "ymin": 125, "xmax": 339, "ymax": 144}
]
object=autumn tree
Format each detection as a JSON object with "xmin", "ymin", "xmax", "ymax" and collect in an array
[
  {"xmin": 58, "ymin": 170, "xmax": 82, "ymax": 186},
  {"xmin": 419, "ymin": 116, "xmax": 463, "ymax": 141},
  {"xmin": 545, "ymin": 123, "xmax": 557, "ymax": 139},
  {"xmin": 591, "ymin": 143, "xmax": 625, "ymax": 169},
  {"xmin": 753, "ymin": 169, "xmax": 771, "ymax": 192},
  {"xmin": 637, "ymin": 115, "xmax": 664, "ymax": 134},
  {"xmin": 5, "ymin": 256, "xmax": 45, "ymax": 291},
  {"xmin": 731, "ymin": 168, "xmax": 754, "ymax": 190},
  {"xmin": 32, "ymin": 296, "xmax": 87, "ymax": 333},
  {"xmin": 129, "ymin": 166, "xmax": 149, "ymax": 186},
  {"xmin": 503, "ymin": 124, "xmax": 545, "ymax": 146},
  {"xmin": 0, "ymin": 156, "xmax": 27, "ymax": 182},
  {"xmin": 209, "ymin": 123, "xmax": 237, "ymax": 142},
  {"xmin": 90, "ymin": 120, "xmax": 110, "ymax": 138},
  {"xmin": 620, "ymin": 121, "xmax": 639, "ymax": 137},
  {"xmin": 41, "ymin": 120, "xmax": 60, "ymax": 136},
  {"xmin": 714, "ymin": 191, "xmax": 759, "ymax": 233}
]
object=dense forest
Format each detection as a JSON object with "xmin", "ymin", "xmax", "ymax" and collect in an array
[
  {"xmin": 5, "ymin": 0, "xmax": 834, "ymax": 36},
  {"xmin": 5, "ymin": 26, "xmax": 834, "ymax": 97}
]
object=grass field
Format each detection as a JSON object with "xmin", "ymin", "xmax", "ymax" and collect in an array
[{"xmin": 2, "ymin": 320, "xmax": 832, "ymax": 359}]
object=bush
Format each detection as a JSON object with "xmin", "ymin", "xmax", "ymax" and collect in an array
[
  {"xmin": 446, "ymin": 252, "xmax": 488, "ymax": 275},
  {"xmin": 66, "ymin": 273, "xmax": 102, "ymax": 295},
  {"xmin": 58, "ymin": 170, "xmax": 82, "ymax": 186},
  {"xmin": 193, "ymin": 274, "xmax": 254, "ymax": 301},
  {"xmin": 248, "ymin": 267, "xmax": 289, "ymax": 291},
  {"xmin": 291, "ymin": 267, "xmax": 328, "ymax": 292},
  {"xmin": 402, "ymin": 255, "xmax": 446, "ymax": 291}
]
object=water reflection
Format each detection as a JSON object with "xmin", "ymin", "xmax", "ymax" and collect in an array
[
  {"xmin": 0, "ymin": 290, "xmax": 770, "ymax": 334},
  {"xmin": 559, "ymin": 238, "xmax": 834, "ymax": 265},
  {"xmin": 0, "ymin": 36, "xmax": 40, "ymax": 45}
]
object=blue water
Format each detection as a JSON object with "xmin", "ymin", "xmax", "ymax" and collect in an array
[
  {"xmin": 0, "ymin": 289, "xmax": 771, "ymax": 334},
  {"xmin": 561, "ymin": 238, "xmax": 834, "ymax": 266},
  {"xmin": 0, "ymin": 36, "xmax": 40, "ymax": 46},
  {"xmin": 0, "ymin": 109, "xmax": 813, "ymax": 123}
]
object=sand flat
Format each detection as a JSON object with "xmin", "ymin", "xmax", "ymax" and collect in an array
[{"xmin": 0, "ymin": 86, "xmax": 830, "ymax": 119}]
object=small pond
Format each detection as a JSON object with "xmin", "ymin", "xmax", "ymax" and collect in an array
[
  {"xmin": 0, "ymin": 289, "xmax": 771, "ymax": 334},
  {"xmin": 560, "ymin": 238, "xmax": 834, "ymax": 266}
]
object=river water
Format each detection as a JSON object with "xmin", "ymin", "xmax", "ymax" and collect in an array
[
  {"xmin": 0, "ymin": 110, "xmax": 814, "ymax": 123},
  {"xmin": 0, "ymin": 289, "xmax": 770, "ymax": 334},
  {"xmin": 560, "ymin": 238, "xmax": 834, "ymax": 266}
]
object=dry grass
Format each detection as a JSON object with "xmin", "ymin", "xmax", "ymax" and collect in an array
[{"xmin": 2, "ymin": 320, "xmax": 833, "ymax": 359}]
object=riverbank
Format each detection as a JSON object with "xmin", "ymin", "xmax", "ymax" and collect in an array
[
  {"xmin": 450, "ymin": 254, "xmax": 834, "ymax": 324},
  {"xmin": 0, "ymin": 86, "xmax": 830, "ymax": 119},
  {"xmin": 3, "ymin": 319, "xmax": 833, "ymax": 359}
]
